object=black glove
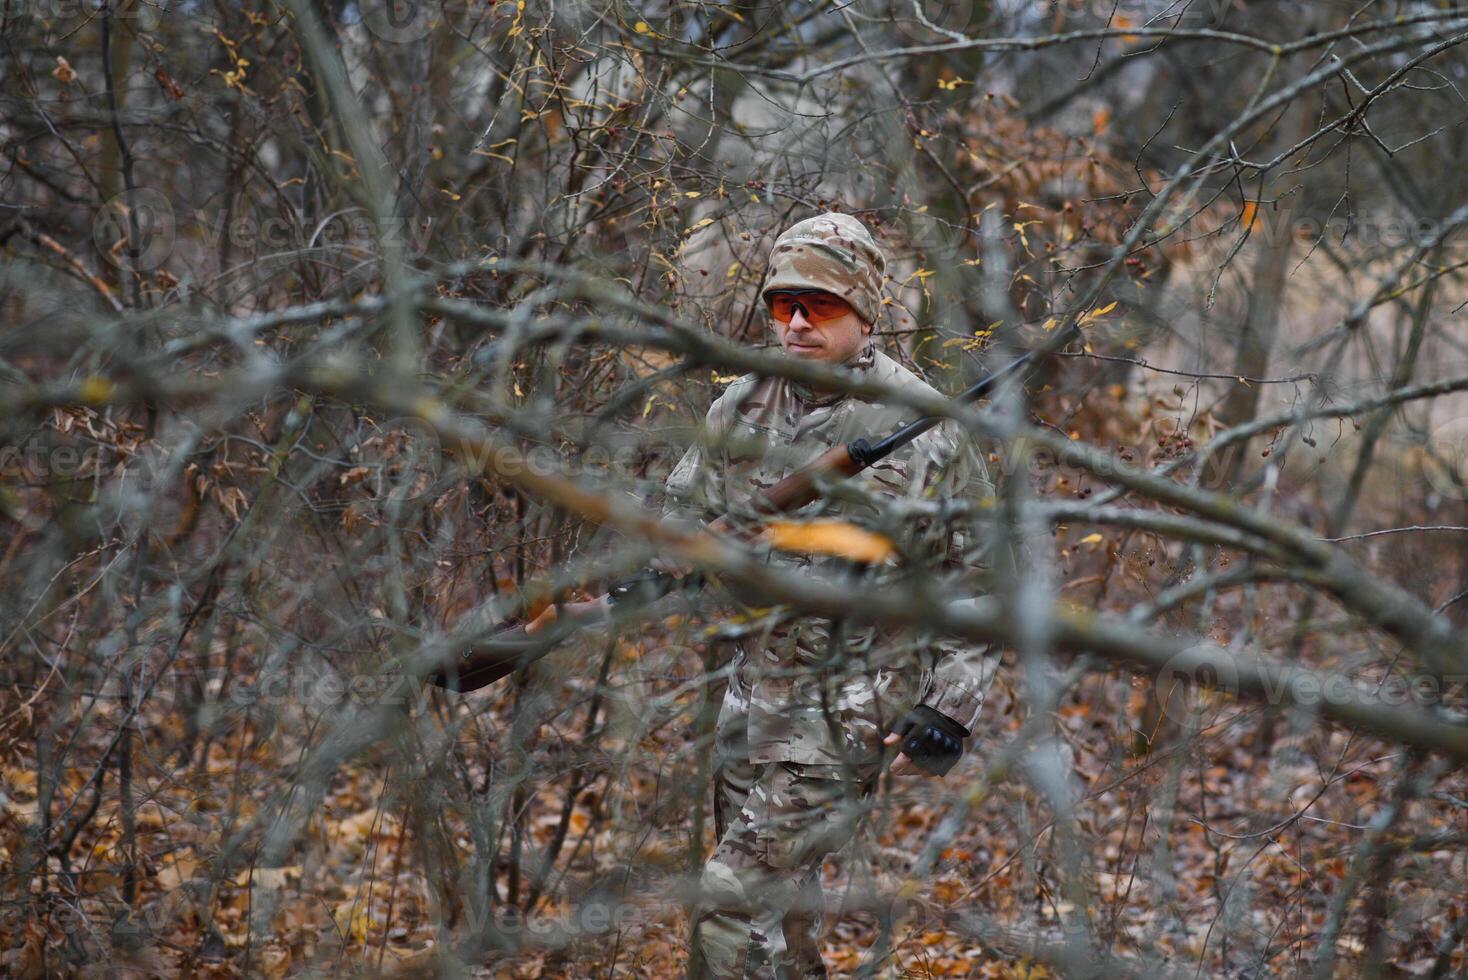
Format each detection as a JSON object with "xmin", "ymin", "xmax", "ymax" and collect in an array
[
  {"xmin": 606, "ymin": 568, "xmax": 704, "ymax": 606},
  {"xmin": 895, "ymin": 705, "xmax": 970, "ymax": 777}
]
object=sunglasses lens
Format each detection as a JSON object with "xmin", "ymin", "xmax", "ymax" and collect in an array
[
  {"xmin": 767, "ymin": 292, "xmax": 851, "ymax": 323},
  {"xmin": 804, "ymin": 294, "xmax": 850, "ymax": 321}
]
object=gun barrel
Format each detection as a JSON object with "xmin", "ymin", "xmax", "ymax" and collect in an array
[{"xmin": 856, "ymin": 347, "xmax": 1038, "ymax": 465}]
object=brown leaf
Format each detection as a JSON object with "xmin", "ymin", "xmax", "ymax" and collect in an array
[{"xmin": 153, "ymin": 69, "xmax": 185, "ymax": 100}]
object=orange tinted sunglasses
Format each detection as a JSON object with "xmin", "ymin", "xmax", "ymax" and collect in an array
[{"xmin": 766, "ymin": 290, "xmax": 854, "ymax": 324}]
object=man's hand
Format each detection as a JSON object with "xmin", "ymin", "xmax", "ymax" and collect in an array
[
  {"xmin": 524, "ymin": 595, "xmax": 610, "ymax": 635},
  {"xmin": 648, "ymin": 515, "xmax": 737, "ymax": 580},
  {"xmin": 882, "ymin": 733, "xmax": 923, "ymax": 776},
  {"xmin": 886, "ymin": 705, "xmax": 969, "ymax": 777},
  {"xmin": 648, "ymin": 555, "xmax": 694, "ymax": 579}
]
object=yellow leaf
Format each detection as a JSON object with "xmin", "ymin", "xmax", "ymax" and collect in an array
[
  {"xmin": 233, "ymin": 865, "xmax": 302, "ymax": 889},
  {"xmin": 157, "ymin": 853, "xmax": 200, "ymax": 891},
  {"xmin": 634, "ymin": 20, "xmax": 650, "ymax": 33},
  {"xmin": 763, "ymin": 520, "xmax": 894, "ymax": 564},
  {"xmin": 1089, "ymin": 300, "xmax": 1118, "ymax": 318},
  {"xmin": 336, "ymin": 808, "xmax": 380, "ymax": 842},
  {"xmin": 1078, "ymin": 533, "xmax": 1103, "ymax": 545},
  {"xmin": 332, "ymin": 899, "xmax": 371, "ymax": 943},
  {"xmin": 78, "ymin": 376, "xmax": 113, "ymax": 404},
  {"xmin": 261, "ymin": 945, "xmax": 291, "ymax": 980},
  {"xmin": 1240, "ymin": 200, "xmax": 1258, "ymax": 230},
  {"xmin": 2, "ymin": 767, "xmax": 36, "ymax": 793}
]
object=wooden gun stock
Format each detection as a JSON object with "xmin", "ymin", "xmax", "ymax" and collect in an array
[
  {"xmin": 429, "ymin": 613, "xmax": 589, "ymax": 692},
  {"xmin": 750, "ymin": 443, "xmax": 865, "ymax": 516},
  {"xmin": 429, "ymin": 644, "xmax": 522, "ymax": 691}
]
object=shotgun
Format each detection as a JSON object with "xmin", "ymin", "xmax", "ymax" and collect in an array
[{"xmin": 431, "ymin": 342, "xmax": 1052, "ymax": 691}]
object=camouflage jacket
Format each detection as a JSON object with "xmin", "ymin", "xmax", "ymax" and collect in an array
[{"xmin": 663, "ymin": 344, "xmax": 1000, "ymax": 767}]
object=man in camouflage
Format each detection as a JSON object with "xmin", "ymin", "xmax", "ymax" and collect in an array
[{"xmin": 661, "ymin": 212, "xmax": 999, "ymax": 978}]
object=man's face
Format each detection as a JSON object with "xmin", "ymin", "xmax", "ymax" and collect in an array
[{"xmin": 766, "ymin": 290, "xmax": 870, "ymax": 364}]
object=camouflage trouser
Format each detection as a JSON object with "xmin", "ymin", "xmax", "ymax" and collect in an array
[{"xmin": 689, "ymin": 745, "xmax": 877, "ymax": 978}]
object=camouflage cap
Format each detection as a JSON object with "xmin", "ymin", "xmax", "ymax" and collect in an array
[{"xmin": 762, "ymin": 212, "xmax": 887, "ymax": 325}]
